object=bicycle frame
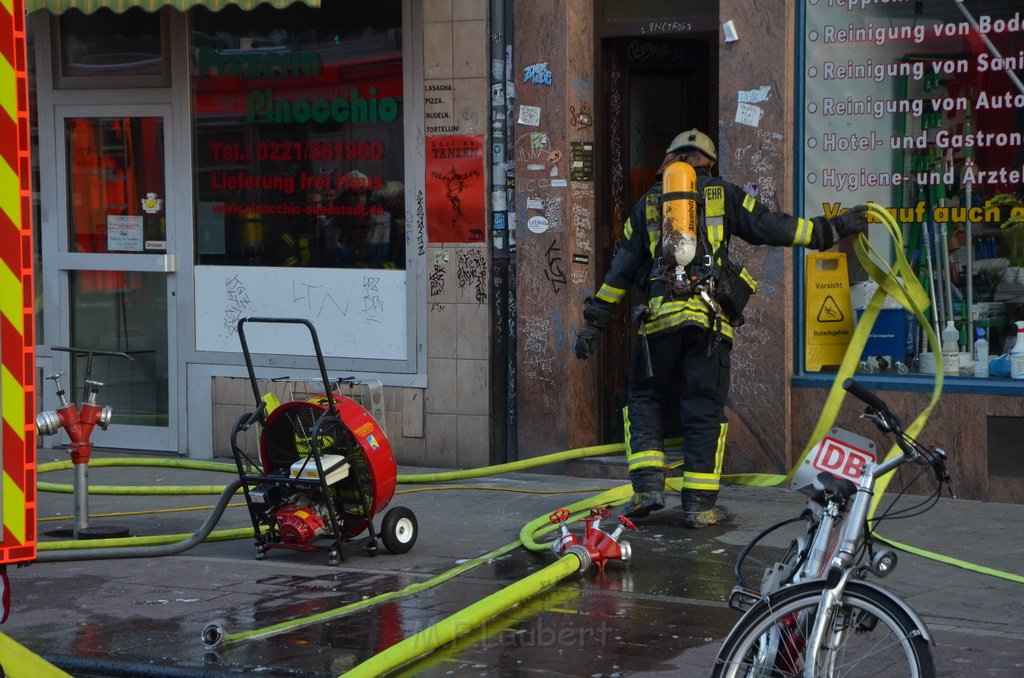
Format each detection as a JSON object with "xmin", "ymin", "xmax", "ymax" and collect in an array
[
  {"xmin": 721, "ymin": 377, "xmax": 951, "ymax": 677},
  {"xmin": 799, "ymin": 448, "xmax": 921, "ymax": 675}
]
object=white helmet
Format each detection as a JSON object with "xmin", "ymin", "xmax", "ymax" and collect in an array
[{"xmin": 666, "ymin": 128, "xmax": 717, "ymax": 162}]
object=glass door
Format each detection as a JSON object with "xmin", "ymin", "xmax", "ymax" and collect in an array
[{"xmin": 54, "ymin": 106, "xmax": 178, "ymax": 451}]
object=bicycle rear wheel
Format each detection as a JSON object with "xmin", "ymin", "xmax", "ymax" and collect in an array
[{"xmin": 712, "ymin": 580, "xmax": 934, "ymax": 678}]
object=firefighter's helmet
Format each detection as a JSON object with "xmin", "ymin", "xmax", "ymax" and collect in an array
[{"xmin": 666, "ymin": 128, "xmax": 717, "ymax": 162}]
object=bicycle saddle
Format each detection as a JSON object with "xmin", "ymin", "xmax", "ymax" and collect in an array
[{"xmin": 809, "ymin": 471, "xmax": 858, "ymax": 506}]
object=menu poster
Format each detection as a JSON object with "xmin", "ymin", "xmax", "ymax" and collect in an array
[{"xmin": 426, "ymin": 135, "xmax": 486, "ymax": 244}]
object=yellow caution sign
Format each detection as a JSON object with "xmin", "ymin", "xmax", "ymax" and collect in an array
[{"xmin": 805, "ymin": 252, "xmax": 853, "ymax": 371}]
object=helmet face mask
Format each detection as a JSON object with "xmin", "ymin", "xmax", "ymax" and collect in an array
[{"xmin": 666, "ymin": 128, "xmax": 717, "ymax": 162}]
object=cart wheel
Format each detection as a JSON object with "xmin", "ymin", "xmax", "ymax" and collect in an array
[{"xmin": 380, "ymin": 506, "xmax": 417, "ymax": 554}]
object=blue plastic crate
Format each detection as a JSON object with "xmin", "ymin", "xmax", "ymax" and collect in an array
[{"xmin": 855, "ymin": 308, "xmax": 915, "ymax": 361}]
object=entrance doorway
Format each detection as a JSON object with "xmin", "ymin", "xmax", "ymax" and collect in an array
[
  {"xmin": 597, "ymin": 35, "xmax": 717, "ymax": 442},
  {"xmin": 49, "ymin": 106, "xmax": 179, "ymax": 451}
]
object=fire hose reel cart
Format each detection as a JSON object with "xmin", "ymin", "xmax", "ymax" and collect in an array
[{"xmin": 230, "ymin": 317, "xmax": 417, "ymax": 565}]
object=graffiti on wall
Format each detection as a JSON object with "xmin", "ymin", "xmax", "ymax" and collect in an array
[
  {"xmin": 520, "ymin": 314, "xmax": 558, "ymax": 398},
  {"xmin": 457, "ymin": 249, "xmax": 488, "ymax": 304},
  {"xmin": 609, "ymin": 53, "xmax": 625, "ymax": 226},
  {"xmin": 730, "ymin": 128, "xmax": 785, "ymax": 213},
  {"xmin": 544, "ymin": 239, "xmax": 566, "ymax": 293},
  {"xmin": 429, "ymin": 250, "xmax": 447, "ymax": 299}
]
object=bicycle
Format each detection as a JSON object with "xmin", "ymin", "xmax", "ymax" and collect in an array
[{"xmin": 712, "ymin": 377, "xmax": 954, "ymax": 678}]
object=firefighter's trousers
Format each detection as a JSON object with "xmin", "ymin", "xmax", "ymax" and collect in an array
[{"xmin": 624, "ymin": 325, "xmax": 730, "ymax": 495}]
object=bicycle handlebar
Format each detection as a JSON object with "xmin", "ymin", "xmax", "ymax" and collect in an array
[
  {"xmin": 842, "ymin": 378, "xmax": 955, "ymax": 497},
  {"xmin": 842, "ymin": 378, "xmax": 886, "ymax": 411},
  {"xmin": 843, "ymin": 378, "xmax": 903, "ymax": 434}
]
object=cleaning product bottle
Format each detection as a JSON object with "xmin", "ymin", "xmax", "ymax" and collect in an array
[
  {"xmin": 973, "ymin": 327, "xmax": 989, "ymax": 378},
  {"xmin": 1011, "ymin": 321, "xmax": 1024, "ymax": 380},
  {"xmin": 941, "ymin": 320, "xmax": 960, "ymax": 376}
]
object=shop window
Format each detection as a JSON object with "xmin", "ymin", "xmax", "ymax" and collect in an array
[
  {"xmin": 801, "ymin": 2, "xmax": 1024, "ymax": 384},
  {"xmin": 189, "ymin": 0, "xmax": 406, "ymax": 271},
  {"xmin": 52, "ymin": 8, "xmax": 170, "ymax": 89}
]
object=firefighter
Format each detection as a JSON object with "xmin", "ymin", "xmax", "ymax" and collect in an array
[{"xmin": 574, "ymin": 129, "xmax": 868, "ymax": 527}]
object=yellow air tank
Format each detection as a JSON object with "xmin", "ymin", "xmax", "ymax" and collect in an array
[
  {"xmin": 662, "ymin": 161, "xmax": 698, "ymax": 267},
  {"xmin": 240, "ymin": 209, "xmax": 263, "ymax": 253}
]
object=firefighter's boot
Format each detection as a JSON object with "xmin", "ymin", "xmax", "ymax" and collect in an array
[
  {"xmin": 681, "ymin": 489, "xmax": 731, "ymax": 528},
  {"xmin": 624, "ymin": 469, "xmax": 665, "ymax": 519}
]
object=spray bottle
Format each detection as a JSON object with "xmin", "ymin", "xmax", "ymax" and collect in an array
[
  {"xmin": 941, "ymin": 320, "xmax": 960, "ymax": 376},
  {"xmin": 973, "ymin": 327, "xmax": 989, "ymax": 378},
  {"xmin": 1011, "ymin": 321, "xmax": 1024, "ymax": 380}
]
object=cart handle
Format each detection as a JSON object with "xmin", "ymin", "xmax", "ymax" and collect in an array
[{"xmin": 236, "ymin": 317, "xmax": 338, "ymax": 415}]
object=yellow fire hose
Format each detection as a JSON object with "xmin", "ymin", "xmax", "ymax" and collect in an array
[
  {"xmin": 0, "ymin": 631, "xmax": 72, "ymax": 677},
  {"xmin": 342, "ymin": 551, "xmax": 588, "ymax": 678}
]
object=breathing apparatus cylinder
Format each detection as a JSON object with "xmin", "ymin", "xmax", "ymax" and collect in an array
[
  {"xmin": 661, "ymin": 161, "xmax": 698, "ymax": 291},
  {"xmin": 240, "ymin": 210, "xmax": 263, "ymax": 253}
]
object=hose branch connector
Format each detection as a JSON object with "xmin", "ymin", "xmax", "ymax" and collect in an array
[{"xmin": 548, "ymin": 506, "xmax": 636, "ymax": 573}]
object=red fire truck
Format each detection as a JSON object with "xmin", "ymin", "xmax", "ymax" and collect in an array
[{"xmin": 0, "ymin": 0, "xmax": 37, "ymax": 624}]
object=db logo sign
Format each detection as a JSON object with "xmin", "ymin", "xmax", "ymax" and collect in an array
[{"xmin": 812, "ymin": 437, "xmax": 875, "ymax": 483}]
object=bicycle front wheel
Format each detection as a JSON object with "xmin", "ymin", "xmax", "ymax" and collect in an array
[{"xmin": 712, "ymin": 580, "xmax": 934, "ymax": 678}]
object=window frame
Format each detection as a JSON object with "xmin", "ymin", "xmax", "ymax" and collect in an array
[{"xmin": 51, "ymin": 7, "xmax": 172, "ymax": 90}]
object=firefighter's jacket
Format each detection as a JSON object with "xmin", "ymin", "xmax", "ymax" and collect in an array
[{"xmin": 594, "ymin": 170, "xmax": 837, "ymax": 341}]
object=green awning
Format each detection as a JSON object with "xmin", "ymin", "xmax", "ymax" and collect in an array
[{"xmin": 27, "ymin": 0, "xmax": 319, "ymax": 13}]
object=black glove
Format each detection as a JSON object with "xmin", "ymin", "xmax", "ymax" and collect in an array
[
  {"xmin": 574, "ymin": 297, "xmax": 613, "ymax": 360},
  {"xmin": 831, "ymin": 204, "xmax": 870, "ymax": 238},
  {"xmin": 574, "ymin": 323, "xmax": 600, "ymax": 360},
  {"xmin": 582, "ymin": 296, "xmax": 613, "ymax": 328}
]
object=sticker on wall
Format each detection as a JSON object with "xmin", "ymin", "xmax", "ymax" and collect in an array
[
  {"xmin": 527, "ymin": 215, "xmax": 550, "ymax": 234},
  {"xmin": 527, "ymin": 197, "xmax": 544, "ymax": 210},
  {"xmin": 523, "ymin": 62, "xmax": 552, "ymax": 86},
  {"xmin": 141, "ymin": 192, "xmax": 163, "ymax": 214},
  {"xmin": 739, "ymin": 85, "xmax": 771, "ymax": 103},
  {"xmin": 426, "ymin": 135, "xmax": 486, "ymax": 243},
  {"xmin": 736, "ymin": 101, "xmax": 764, "ymax": 127},
  {"xmin": 518, "ymin": 104, "xmax": 541, "ymax": 126},
  {"xmin": 492, "ymin": 189, "xmax": 507, "ymax": 211}
]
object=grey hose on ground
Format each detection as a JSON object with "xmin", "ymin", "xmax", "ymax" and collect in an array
[{"xmin": 35, "ymin": 479, "xmax": 245, "ymax": 562}]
